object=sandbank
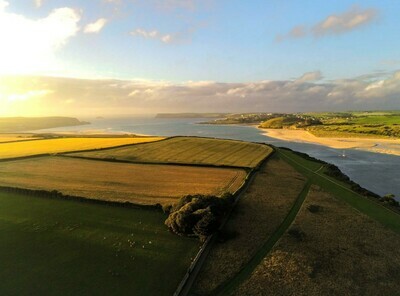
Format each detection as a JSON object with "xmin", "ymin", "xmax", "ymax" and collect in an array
[{"xmin": 261, "ymin": 128, "xmax": 400, "ymax": 156}]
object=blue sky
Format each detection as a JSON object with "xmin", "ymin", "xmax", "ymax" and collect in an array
[
  {"xmin": 0, "ymin": 0, "xmax": 399, "ymax": 115},
  {"xmin": 4, "ymin": 0, "xmax": 400, "ymax": 81}
]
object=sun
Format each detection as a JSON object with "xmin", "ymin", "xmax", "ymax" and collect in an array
[{"xmin": 0, "ymin": 1, "xmax": 80, "ymax": 76}]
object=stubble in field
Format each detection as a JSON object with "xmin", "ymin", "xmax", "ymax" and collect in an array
[
  {"xmin": 0, "ymin": 137, "xmax": 163, "ymax": 159},
  {"xmin": 71, "ymin": 136, "xmax": 273, "ymax": 168},
  {"xmin": 0, "ymin": 156, "xmax": 246, "ymax": 205}
]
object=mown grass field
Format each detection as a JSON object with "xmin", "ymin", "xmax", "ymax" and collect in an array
[
  {"xmin": 0, "ymin": 191, "xmax": 199, "ymax": 296},
  {"xmin": 234, "ymin": 186, "xmax": 400, "ymax": 295},
  {"xmin": 307, "ymin": 124, "xmax": 400, "ymax": 138},
  {"xmin": 0, "ymin": 136, "xmax": 163, "ymax": 159},
  {"xmin": 351, "ymin": 114, "xmax": 400, "ymax": 125},
  {"xmin": 192, "ymin": 155, "xmax": 306, "ymax": 295},
  {"xmin": 70, "ymin": 136, "xmax": 272, "ymax": 168},
  {"xmin": 0, "ymin": 156, "xmax": 246, "ymax": 205}
]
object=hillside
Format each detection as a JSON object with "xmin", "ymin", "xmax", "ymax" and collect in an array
[
  {"xmin": 258, "ymin": 116, "xmax": 318, "ymax": 129},
  {"xmin": 258, "ymin": 111, "xmax": 400, "ymax": 138},
  {"xmin": 1, "ymin": 135, "xmax": 400, "ymax": 295},
  {"xmin": 0, "ymin": 117, "xmax": 89, "ymax": 132},
  {"xmin": 191, "ymin": 146, "xmax": 400, "ymax": 295}
]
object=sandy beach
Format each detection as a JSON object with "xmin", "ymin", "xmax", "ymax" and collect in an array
[{"xmin": 260, "ymin": 128, "xmax": 400, "ymax": 156}]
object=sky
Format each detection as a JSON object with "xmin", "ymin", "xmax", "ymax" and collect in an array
[{"xmin": 0, "ymin": 0, "xmax": 399, "ymax": 116}]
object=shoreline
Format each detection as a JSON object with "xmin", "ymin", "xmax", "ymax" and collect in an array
[{"xmin": 259, "ymin": 128, "xmax": 400, "ymax": 156}]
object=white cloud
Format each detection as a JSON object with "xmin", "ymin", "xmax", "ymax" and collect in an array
[
  {"xmin": 131, "ymin": 28, "xmax": 175, "ymax": 43},
  {"xmin": 313, "ymin": 6, "xmax": 378, "ymax": 36},
  {"xmin": 0, "ymin": 1, "xmax": 81, "ymax": 74},
  {"xmin": 84, "ymin": 18, "xmax": 108, "ymax": 34},
  {"xmin": 277, "ymin": 6, "xmax": 378, "ymax": 41}
]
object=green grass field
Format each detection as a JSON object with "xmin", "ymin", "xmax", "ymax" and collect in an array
[
  {"xmin": 351, "ymin": 114, "xmax": 400, "ymax": 125},
  {"xmin": 304, "ymin": 111, "xmax": 400, "ymax": 138},
  {"xmin": 0, "ymin": 191, "xmax": 199, "ymax": 296},
  {"xmin": 69, "ymin": 136, "xmax": 272, "ymax": 168}
]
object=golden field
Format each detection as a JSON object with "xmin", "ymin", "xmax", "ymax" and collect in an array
[
  {"xmin": 0, "ymin": 137, "xmax": 163, "ymax": 159},
  {"xmin": 71, "ymin": 136, "xmax": 273, "ymax": 168},
  {"xmin": 0, "ymin": 156, "xmax": 247, "ymax": 205}
]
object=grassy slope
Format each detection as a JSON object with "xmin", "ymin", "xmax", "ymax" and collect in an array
[
  {"xmin": 234, "ymin": 186, "xmax": 400, "ymax": 295},
  {"xmin": 259, "ymin": 117, "xmax": 301, "ymax": 129},
  {"xmin": 70, "ymin": 137, "xmax": 273, "ymax": 168},
  {"xmin": 0, "ymin": 191, "xmax": 199, "ymax": 296},
  {"xmin": 277, "ymin": 148, "xmax": 400, "ymax": 233},
  {"xmin": 196, "ymin": 147, "xmax": 400, "ymax": 295},
  {"xmin": 192, "ymin": 156, "xmax": 307, "ymax": 295},
  {"xmin": 214, "ymin": 182, "xmax": 311, "ymax": 296},
  {"xmin": 0, "ymin": 137, "xmax": 163, "ymax": 159},
  {"xmin": 0, "ymin": 156, "xmax": 246, "ymax": 205}
]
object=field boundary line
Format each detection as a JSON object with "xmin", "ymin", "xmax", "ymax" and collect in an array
[
  {"xmin": 174, "ymin": 145, "xmax": 275, "ymax": 296},
  {"xmin": 212, "ymin": 180, "xmax": 312, "ymax": 296},
  {"xmin": 59, "ymin": 154, "xmax": 253, "ymax": 171},
  {"xmin": 0, "ymin": 138, "xmax": 46, "ymax": 145},
  {"xmin": 0, "ymin": 186, "xmax": 163, "ymax": 211}
]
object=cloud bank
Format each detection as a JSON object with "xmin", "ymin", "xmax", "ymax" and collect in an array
[{"xmin": 2, "ymin": 71, "xmax": 399, "ymax": 116}]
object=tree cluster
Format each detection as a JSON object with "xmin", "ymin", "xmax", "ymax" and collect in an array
[{"xmin": 165, "ymin": 194, "xmax": 234, "ymax": 241}]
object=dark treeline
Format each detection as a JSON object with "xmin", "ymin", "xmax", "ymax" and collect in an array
[{"xmin": 0, "ymin": 186, "xmax": 162, "ymax": 211}]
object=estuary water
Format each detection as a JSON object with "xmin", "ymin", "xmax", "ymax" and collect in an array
[{"xmin": 37, "ymin": 116, "xmax": 400, "ymax": 199}]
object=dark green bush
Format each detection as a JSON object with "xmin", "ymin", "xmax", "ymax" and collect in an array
[{"xmin": 165, "ymin": 194, "xmax": 234, "ymax": 240}]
